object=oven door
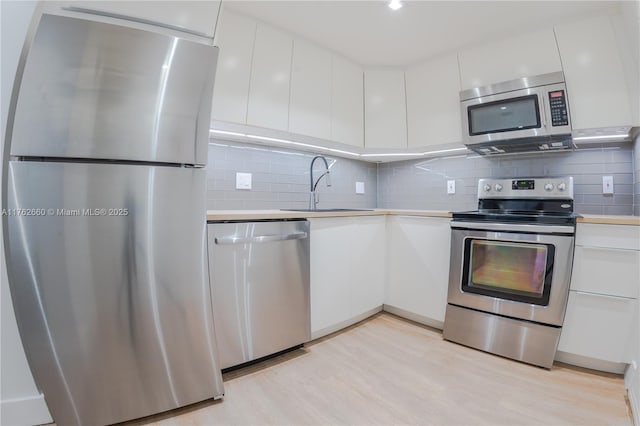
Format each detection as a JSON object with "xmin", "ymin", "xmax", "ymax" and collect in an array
[{"xmin": 448, "ymin": 221, "xmax": 575, "ymax": 326}]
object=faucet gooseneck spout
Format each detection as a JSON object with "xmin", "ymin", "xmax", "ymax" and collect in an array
[{"xmin": 309, "ymin": 155, "xmax": 331, "ymax": 210}]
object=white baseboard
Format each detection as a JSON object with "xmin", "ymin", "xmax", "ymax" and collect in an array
[
  {"xmin": 630, "ymin": 385, "xmax": 639, "ymax": 426},
  {"xmin": 625, "ymin": 362, "xmax": 639, "ymax": 426},
  {"xmin": 311, "ymin": 306, "xmax": 383, "ymax": 340},
  {"xmin": 1, "ymin": 394, "xmax": 52, "ymax": 426},
  {"xmin": 382, "ymin": 304, "xmax": 444, "ymax": 330},
  {"xmin": 554, "ymin": 351, "xmax": 627, "ymax": 374}
]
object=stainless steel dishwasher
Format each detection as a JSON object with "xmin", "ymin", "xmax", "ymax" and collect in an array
[{"xmin": 207, "ymin": 220, "xmax": 311, "ymax": 370}]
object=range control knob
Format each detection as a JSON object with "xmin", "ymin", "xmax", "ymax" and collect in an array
[
  {"xmin": 483, "ymin": 184, "xmax": 491, "ymax": 192},
  {"xmin": 544, "ymin": 183, "xmax": 554, "ymax": 191},
  {"xmin": 495, "ymin": 184, "xmax": 503, "ymax": 192},
  {"xmin": 557, "ymin": 182, "xmax": 567, "ymax": 191}
]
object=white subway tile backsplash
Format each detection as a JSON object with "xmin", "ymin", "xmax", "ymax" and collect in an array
[
  {"xmin": 206, "ymin": 139, "xmax": 377, "ymax": 210},
  {"xmin": 378, "ymin": 144, "xmax": 636, "ymax": 215},
  {"xmin": 206, "ymin": 139, "xmax": 637, "ymax": 215}
]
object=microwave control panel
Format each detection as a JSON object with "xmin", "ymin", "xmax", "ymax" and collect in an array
[{"xmin": 548, "ymin": 90, "xmax": 568, "ymax": 126}]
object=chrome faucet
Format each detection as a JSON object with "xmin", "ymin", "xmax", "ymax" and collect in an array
[{"xmin": 309, "ymin": 155, "xmax": 332, "ymax": 210}]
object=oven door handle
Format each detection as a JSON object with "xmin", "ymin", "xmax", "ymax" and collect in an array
[{"xmin": 451, "ymin": 221, "xmax": 575, "ymax": 235}]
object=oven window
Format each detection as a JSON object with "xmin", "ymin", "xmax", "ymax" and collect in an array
[
  {"xmin": 468, "ymin": 95, "xmax": 541, "ymax": 136},
  {"xmin": 461, "ymin": 239, "xmax": 554, "ymax": 306}
]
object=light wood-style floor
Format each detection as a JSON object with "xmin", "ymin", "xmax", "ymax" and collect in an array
[{"xmin": 132, "ymin": 313, "xmax": 632, "ymax": 425}]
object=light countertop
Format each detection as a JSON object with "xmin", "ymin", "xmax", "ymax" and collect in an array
[
  {"xmin": 577, "ymin": 214, "xmax": 640, "ymax": 226},
  {"xmin": 206, "ymin": 209, "xmax": 451, "ymax": 221},
  {"xmin": 206, "ymin": 209, "xmax": 638, "ymax": 225}
]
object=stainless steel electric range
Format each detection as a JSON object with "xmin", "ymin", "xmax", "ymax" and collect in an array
[{"xmin": 443, "ymin": 177, "xmax": 577, "ymax": 369}]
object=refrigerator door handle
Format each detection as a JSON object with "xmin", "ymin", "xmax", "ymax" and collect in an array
[{"xmin": 214, "ymin": 232, "xmax": 308, "ymax": 245}]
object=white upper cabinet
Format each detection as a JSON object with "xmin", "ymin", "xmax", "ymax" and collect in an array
[
  {"xmin": 211, "ymin": 10, "xmax": 255, "ymax": 124},
  {"xmin": 406, "ymin": 53, "xmax": 462, "ymax": 148},
  {"xmin": 364, "ymin": 70, "xmax": 407, "ymax": 149},
  {"xmin": 61, "ymin": 1, "xmax": 221, "ymax": 37},
  {"xmin": 331, "ymin": 55, "xmax": 364, "ymax": 148},
  {"xmin": 246, "ymin": 24, "xmax": 293, "ymax": 131},
  {"xmin": 554, "ymin": 15, "xmax": 633, "ymax": 129},
  {"xmin": 458, "ymin": 28, "xmax": 562, "ymax": 90},
  {"xmin": 289, "ymin": 38, "xmax": 332, "ymax": 140}
]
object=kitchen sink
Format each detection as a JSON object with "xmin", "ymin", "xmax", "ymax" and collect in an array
[{"xmin": 281, "ymin": 208, "xmax": 374, "ymax": 212}]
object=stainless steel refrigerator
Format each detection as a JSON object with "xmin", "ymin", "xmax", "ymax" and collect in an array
[{"xmin": 3, "ymin": 13, "xmax": 223, "ymax": 425}]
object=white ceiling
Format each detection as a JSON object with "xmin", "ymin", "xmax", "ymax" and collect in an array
[{"xmin": 224, "ymin": 0, "xmax": 622, "ymax": 67}]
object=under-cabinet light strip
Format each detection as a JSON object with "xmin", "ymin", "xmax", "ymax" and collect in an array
[
  {"xmin": 209, "ymin": 129, "xmax": 469, "ymax": 159},
  {"xmin": 360, "ymin": 152, "xmax": 424, "ymax": 157},
  {"xmin": 209, "ymin": 129, "xmax": 247, "ymax": 137},
  {"xmin": 422, "ymin": 147, "xmax": 469, "ymax": 155},
  {"xmin": 572, "ymin": 134, "xmax": 629, "ymax": 141}
]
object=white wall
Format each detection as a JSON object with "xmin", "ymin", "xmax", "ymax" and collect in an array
[
  {"xmin": 630, "ymin": 134, "xmax": 640, "ymax": 426},
  {"xmin": 1, "ymin": 1, "xmax": 53, "ymax": 425},
  {"xmin": 627, "ymin": 0, "xmax": 639, "ymax": 403}
]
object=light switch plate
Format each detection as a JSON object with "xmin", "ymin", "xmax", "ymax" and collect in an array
[
  {"xmin": 447, "ymin": 180, "xmax": 456, "ymax": 194},
  {"xmin": 602, "ymin": 176, "xmax": 614, "ymax": 194},
  {"xmin": 356, "ymin": 182, "xmax": 365, "ymax": 194},
  {"xmin": 236, "ymin": 172, "xmax": 252, "ymax": 190}
]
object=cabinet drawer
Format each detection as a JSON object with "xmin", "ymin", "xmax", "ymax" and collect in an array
[
  {"xmin": 558, "ymin": 291, "xmax": 636, "ymax": 363},
  {"xmin": 576, "ymin": 223, "xmax": 640, "ymax": 250},
  {"xmin": 571, "ymin": 246, "xmax": 640, "ymax": 298}
]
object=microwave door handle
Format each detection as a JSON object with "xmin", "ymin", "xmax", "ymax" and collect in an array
[{"xmin": 539, "ymin": 93, "xmax": 549, "ymax": 129}]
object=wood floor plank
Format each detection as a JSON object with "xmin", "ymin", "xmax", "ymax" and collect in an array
[{"xmin": 131, "ymin": 313, "xmax": 632, "ymax": 426}]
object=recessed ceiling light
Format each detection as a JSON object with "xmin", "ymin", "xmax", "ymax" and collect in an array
[{"xmin": 388, "ymin": 0, "xmax": 402, "ymax": 11}]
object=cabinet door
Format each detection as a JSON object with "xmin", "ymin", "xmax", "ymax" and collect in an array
[
  {"xmin": 554, "ymin": 16, "xmax": 633, "ymax": 129},
  {"xmin": 571, "ymin": 246, "xmax": 640, "ymax": 298},
  {"xmin": 211, "ymin": 10, "xmax": 256, "ymax": 124},
  {"xmin": 558, "ymin": 291, "xmax": 636, "ymax": 363},
  {"xmin": 309, "ymin": 218, "xmax": 354, "ymax": 335},
  {"xmin": 63, "ymin": 1, "xmax": 221, "ymax": 37},
  {"xmin": 309, "ymin": 217, "xmax": 385, "ymax": 338},
  {"xmin": 406, "ymin": 53, "xmax": 462, "ymax": 148},
  {"xmin": 349, "ymin": 216, "xmax": 386, "ymax": 317},
  {"xmin": 576, "ymin": 223, "xmax": 640, "ymax": 250},
  {"xmin": 386, "ymin": 216, "xmax": 451, "ymax": 326},
  {"xmin": 458, "ymin": 28, "xmax": 561, "ymax": 90},
  {"xmin": 364, "ymin": 70, "xmax": 407, "ymax": 149},
  {"xmin": 246, "ymin": 23, "xmax": 292, "ymax": 131},
  {"xmin": 289, "ymin": 38, "xmax": 332, "ymax": 139},
  {"xmin": 331, "ymin": 55, "xmax": 364, "ymax": 148}
]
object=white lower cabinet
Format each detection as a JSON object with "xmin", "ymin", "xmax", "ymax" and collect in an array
[
  {"xmin": 309, "ymin": 216, "xmax": 386, "ymax": 338},
  {"xmin": 571, "ymin": 245, "xmax": 639, "ymax": 298},
  {"xmin": 385, "ymin": 216, "xmax": 451, "ymax": 328},
  {"xmin": 559, "ymin": 291, "xmax": 636, "ymax": 364},
  {"xmin": 557, "ymin": 223, "xmax": 639, "ymax": 369}
]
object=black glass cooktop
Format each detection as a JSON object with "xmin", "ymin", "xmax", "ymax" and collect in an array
[
  {"xmin": 452, "ymin": 198, "xmax": 578, "ymax": 225},
  {"xmin": 452, "ymin": 210, "xmax": 579, "ymax": 225}
]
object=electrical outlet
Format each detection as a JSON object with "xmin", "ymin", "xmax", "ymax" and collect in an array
[
  {"xmin": 447, "ymin": 180, "xmax": 456, "ymax": 195},
  {"xmin": 355, "ymin": 182, "xmax": 365, "ymax": 194},
  {"xmin": 602, "ymin": 176, "xmax": 614, "ymax": 194},
  {"xmin": 236, "ymin": 172, "xmax": 252, "ymax": 190}
]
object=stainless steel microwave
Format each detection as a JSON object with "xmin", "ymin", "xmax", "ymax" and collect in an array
[{"xmin": 460, "ymin": 72, "xmax": 573, "ymax": 155}]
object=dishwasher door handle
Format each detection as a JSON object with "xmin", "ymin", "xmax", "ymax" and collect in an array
[{"xmin": 214, "ymin": 231, "xmax": 308, "ymax": 245}]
